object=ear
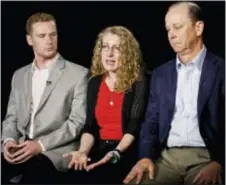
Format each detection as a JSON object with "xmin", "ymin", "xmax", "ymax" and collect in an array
[
  {"xmin": 195, "ymin": 21, "xmax": 204, "ymax": 37},
  {"xmin": 26, "ymin": 34, "xmax": 33, "ymax": 46}
]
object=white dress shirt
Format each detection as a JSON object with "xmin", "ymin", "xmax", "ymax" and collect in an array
[
  {"xmin": 167, "ymin": 46, "xmax": 207, "ymax": 147},
  {"xmin": 29, "ymin": 54, "xmax": 59, "ymax": 150}
]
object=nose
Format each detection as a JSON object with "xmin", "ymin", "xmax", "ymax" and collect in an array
[
  {"xmin": 168, "ymin": 30, "xmax": 177, "ymax": 40},
  {"xmin": 107, "ymin": 48, "xmax": 114, "ymax": 56},
  {"xmin": 45, "ymin": 35, "xmax": 52, "ymax": 44}
]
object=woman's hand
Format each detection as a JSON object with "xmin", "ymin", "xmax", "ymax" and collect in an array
[
  {"xmin": 63, "ymin": 151, "xmax": 91, "ymax": 170},
  {"xmin": 85, "ymin": 150, "xmax": 120, "ymax": 171}
]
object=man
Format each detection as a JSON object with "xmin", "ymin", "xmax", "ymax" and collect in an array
[
  {"xmin": 1, "ymin": 12, "xmax": 88, "ymax": 184},
  {"xmin": 124, "ymin": 2, "xmax": 224, "ymax": 185}
]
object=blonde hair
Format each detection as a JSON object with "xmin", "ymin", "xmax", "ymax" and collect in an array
[
  {"xmin": 26, "ymin": 12, "xmax": 56, "ymax": 34},
  {"xmin": 91, "ymin": 26, "xmax": 143, "ymax": 92}
]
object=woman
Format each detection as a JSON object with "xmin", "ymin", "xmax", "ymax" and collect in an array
[{"xmin": 64, "ymin": 26, "xmax": 147, "ymax": 184}]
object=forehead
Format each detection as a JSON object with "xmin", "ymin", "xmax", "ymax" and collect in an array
[
  {"xmin": 102, "ymin": 33, "xmax": 120, "ymax": 45},
  {"xmin": 31, "ymin": 21, "xmax": 57, "ymax": 34},
  {"xmin": 165, "ymin": 5, "xmax": 191, "ymax": 25}
]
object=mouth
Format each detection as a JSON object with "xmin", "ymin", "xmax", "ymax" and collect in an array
[
  {"xmin": 171, "ymin": 42, "xmax": 181, "ymax": 45},
  {"xmin": 106, "ymin": 60, "xmax": 116, "ymax": 65},
  {"xmin": 46, "ymin": 48, "xmax": 54, "ymax": 51}
]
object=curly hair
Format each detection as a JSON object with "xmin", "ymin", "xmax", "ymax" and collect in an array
[{"xmin": 91, "ymin": 26, "xmax": 143, "ymax": 92}]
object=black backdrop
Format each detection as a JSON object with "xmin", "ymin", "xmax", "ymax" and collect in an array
[{"xmin": 1, "ymin": 1, "xmax": 225, "ymax": 119}]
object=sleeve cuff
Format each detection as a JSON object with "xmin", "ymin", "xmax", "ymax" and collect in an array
[
  {"xmin": 3, "ymin": 138, "xmax": 16, "ymax": 146},
  {"xmin": 38, "ymin": 140, "xmax": 46, "ymax": 152}
]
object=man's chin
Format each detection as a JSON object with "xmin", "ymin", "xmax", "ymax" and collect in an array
[
  {"xmin": 173, "ymin": 48, "xmax": 185, "ymax": 55},
  {"xmin": 44, "ymin": 52, "xmax": 57, "ymax": 59}
]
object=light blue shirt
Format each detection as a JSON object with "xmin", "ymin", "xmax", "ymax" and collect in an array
[{"xmin": 167, "ymin": 46, "xmax": 207, "ymax": 147}]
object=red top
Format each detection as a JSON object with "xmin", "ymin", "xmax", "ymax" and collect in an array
[{"xmin": 95, "ymin": 77, "xmax": 125, "ymax": 140}]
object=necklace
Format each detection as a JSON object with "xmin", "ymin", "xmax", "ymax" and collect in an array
[
  {"xmin": 105, "ymin": 76, "xmax": 115, "ymax": 106},
  {"xmin": 109, "ymin": 100, "xmax": 114, "ymax": 106},
  {"xmin": 108, "ymin": 90, "xmax": 115, "ymax": 106}
]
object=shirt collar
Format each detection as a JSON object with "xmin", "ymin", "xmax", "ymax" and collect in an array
[
  {"xmin": 32, "ymin": 53, "xmax": 60, "ymax": 72},
  {"xmin": 176, "ymin": 45, "xmax": 207, "ymax": 71}
]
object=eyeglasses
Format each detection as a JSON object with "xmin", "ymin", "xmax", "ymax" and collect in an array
[{"xmin": 101, "ymin": 44, "xmax": 120, "ymax": 54}]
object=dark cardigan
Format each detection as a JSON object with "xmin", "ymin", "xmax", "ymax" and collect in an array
[{"xmin": 82, "ymin": 74, "xmax": 148, "ymax": 142}]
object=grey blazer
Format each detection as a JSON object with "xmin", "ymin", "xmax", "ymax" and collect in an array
[{"xmin": 1, "ymin": 55, "xmax": 88, "ymax": 171}]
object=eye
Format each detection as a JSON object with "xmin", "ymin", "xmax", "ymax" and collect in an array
[
  {"xmin": 50, "ymin": 32, "xmax": 57, "ymax": 37},
  {"xmin": 102, "ymin": 45, "xmax": 108, "ymax": 48},
  {"xmin": 174, "ymin": 25, "xmax": 182, "ymax": 29},
  {"xmin": 101, "ymin": 45, "xmax": 109, "ymax": 52},
  {"xmin": 114, "ymin": 46, "xmax": 120, "ymax": 51},
  {"xmin": 38, "ymin": 34, "xmax": 45, "ymax": 38}
]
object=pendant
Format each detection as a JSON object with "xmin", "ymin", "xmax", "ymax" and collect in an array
[{"xmin": 109, "ymin": 100, "xmax": 114, "ymax": 106}]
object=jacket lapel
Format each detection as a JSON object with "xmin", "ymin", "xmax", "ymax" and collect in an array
[
  {"xmin": 35, "ymin": 57, "xmax": 65, "ymax": 114},
  {"xmin": 197, "ymin": 52, "xmax": 218, "ymax": 122},
  {"xmin": 23, "ymin": 64, "xmax": 32, "ymax": 126},
  {"xmin": 166, "ymin": 60, "xmax": 178, "ymax": 123}
]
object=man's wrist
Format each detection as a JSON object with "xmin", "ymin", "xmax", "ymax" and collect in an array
[
  {"xmin": 3, "ymin": 138, "xmax": 16, "ymax": 146},
  {"xmin": 211, "ymin": 161, "xmax": 222, "ymax": 168},
  {"xmin": 140, "ymin": 158, "xmax": 153, "ymax": 164}
]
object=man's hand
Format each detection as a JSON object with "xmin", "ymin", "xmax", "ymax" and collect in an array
[
  {"xmin": 193, "ymin": 161, "xmax": 222, "ymax": 185},
  {"xmin": 123, "ymin": 158, "xmax": 155, "ymax": 184},
  {"xmin": 3, "ymin": 140, "xmax": 19, "ymax": 163},
  {"xmin": 10, "ymin": 140, "xmax": 42, "ymax": 164}
]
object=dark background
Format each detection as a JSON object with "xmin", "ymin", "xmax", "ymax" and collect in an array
[{"xmin": 1, "ymin": 1, "xmax": 225, "ymax": 119}]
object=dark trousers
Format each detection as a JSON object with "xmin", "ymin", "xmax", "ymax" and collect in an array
[
  {"xmin": 67, "ymin": 140, "xmax": 137, "ymax": 184},
  {"xmin": 2, "ymin": 153, "xmax": 59, "ymax": 184}
]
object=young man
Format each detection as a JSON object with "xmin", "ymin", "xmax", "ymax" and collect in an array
[{"xmin": 2, "ymin": 12, "xmax": 88, "ymax": 184}]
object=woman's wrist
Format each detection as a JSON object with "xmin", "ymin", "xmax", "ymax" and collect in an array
[
  {"xmin": 109, "ymin": 149, "xmax": 122, "ymax": 164},
  {"xmin": 113, "ymin": 149, "xmax": 122, "ymax": 156},
  {"xmin": 78, "ymin": 149, "xmax": 90, "ymax": 155}
]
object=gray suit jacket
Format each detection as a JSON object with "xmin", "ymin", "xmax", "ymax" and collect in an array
[{"xmin": 1, "ymin": 55, "xmax": 88, "ymax": 171}]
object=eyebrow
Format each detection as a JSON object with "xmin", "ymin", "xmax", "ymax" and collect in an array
[
  {"xmin": 165, "ymin": 23, "xmax": 183, "ymax": 28},
  {"xmin": 102, "ymin": 43, "xmax": 120, "ymax": 46},
  {"xmin": 36, "ymin": 31, "xmax": 57, "ymax": 35}
]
